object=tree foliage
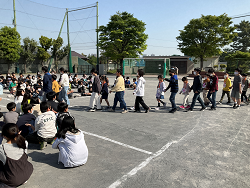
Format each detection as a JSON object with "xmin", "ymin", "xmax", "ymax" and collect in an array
[
  {"xmin": 225, "ymin": 51, "xmax": 250, "ymax": 73},
  {"xmin": 98, "ymin": 11, "xmax": 148, "ymax": 70},
  {"xmin": 20, "ymin": 37, "xmax": 37, "ymax": 73},
  {"xmin": 37, "ymin": 36, "xmax": 52, "ymax": 66},
  {"xmin": 87, "ymin": 54, "xmax": 97, "ymax": 66},
  {"xmin": 0, "ymin": 26, "xmax": 21, "ymax": 73},
  {"xmin": 176, "ymin": 14, "xmax": 236, "ymax": 69},
  {"xmin": 51, "ymin": 37, "xmax": 69, "ymax": 72},
  {"xmin": 231, "ymin": 20, "xmax": 250, "ymax": 52}
]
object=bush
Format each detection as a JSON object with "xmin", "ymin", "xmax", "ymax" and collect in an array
[
  {"xmin": 220, "ymin": 64, "xmax": 227, "ymax": 69},
  {"xmin": 219, "ymin": 69, "xmax": 225, "ymax": 72},
  {"xmin": 107, "ymin": 69, "xmax": 117, "ymax": 74},
  {"xmin": 213, "ymin": 65, "xmax": 218, "ymax": 68}
]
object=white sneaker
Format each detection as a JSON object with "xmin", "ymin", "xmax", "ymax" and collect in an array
[
  {"xmin": 121, "ymin": 110, "xmax": 128, "ymax": 114},
  {"xmin": 130, "ymin": 107, "xmax": 135, "ymax": 110},
  {"xmin": 88, "ymin": 108, "xmax": 96, "ymax": 112},
  {"xmin": 155, "ymin": 107, "xmax": 160, "ymax": 111}
]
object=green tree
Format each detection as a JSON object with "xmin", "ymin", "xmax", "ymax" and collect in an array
[
  {"xmin": 231, "ymin": 20, "xmax": 250, "ymax": 52},
  {"xmin": 176, "ymin": 14, "xmax": 236, "ymax": 69},
  {"xmin": 20, "ymin": 37, "xmax": 38, "ymax": 73},
  {"xmin": 36, "ymin": 36, "xmax": 52, "ymax": 66},
  {"xmin": 225, "ymin": 51, "xmax": 250, "ymax": 73},
  {"xmin": 87, "ymin": 54, "xmax": 97, "ymax": 66},
  {"xmin": 51, "ymin": 37, "xmax": 69, "ymax": 72},
  {"xmin": 0, "ymin": 26, "xmax": 21, "ymax": 73},
  {"xmin": 98, "ymin": 12, "xmax": 148, "ymax": 71}
]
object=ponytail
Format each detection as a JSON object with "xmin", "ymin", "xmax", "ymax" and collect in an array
[{"xmin": 2, "ymin": 123, "xmax": 26, "ymax": 150}]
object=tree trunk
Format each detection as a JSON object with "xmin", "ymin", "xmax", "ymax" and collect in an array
[
  {"xmin": 120, "ymin": 59, "xmax": 123, "ymax": 74},
  {"xmin": 200, "ymin": 56, "xmax": 203, "ymax": 70}
]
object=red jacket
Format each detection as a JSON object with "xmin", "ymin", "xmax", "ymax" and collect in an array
[{"xmin": 209, "ymin": 75, "xmax": 218, "ymax": 92}]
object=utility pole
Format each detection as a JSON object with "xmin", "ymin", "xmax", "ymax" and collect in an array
[
  {"xmin": 96, "ymin": 2, "xmax": 99, "ymax": 72},
  {"xmin": 67, "ymin": 8, "xmax": 73, "ymax": 73},
  {"xmin": 13, "ymin": 0, "xmax": 16, "ymax": 28}
]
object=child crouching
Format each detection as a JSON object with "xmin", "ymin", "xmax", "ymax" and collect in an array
[{"xmin": 52, "ymin": 116, "xmax": 88, "ymax": 167}]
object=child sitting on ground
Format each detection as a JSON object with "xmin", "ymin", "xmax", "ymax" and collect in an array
[
  {"xmin": 4, "ymin": 102, "xmax": 19, "ymax": 124},
  {"xmin": 0, "ymin": 123, "xmax": 33, "ymax": 187},
  {"xmin": 17, "ymin": 103, "xmax": 36, "ymax": 138},
  {"xmin": 155, "ymin": 75, "xmax": 166, "ymax": 110},
  {"xmin": 52, "ymin": 116, "xmax": 88, "ymax": 167},
  {"xmin": 179, "ymin": 77, "xmax": 191, "ymax": 109},
  {"xmin": 130, "ymin": 78, "xmax": 137, "ymax": 89},
  {"xmin": 46, "ymin": 91, "xmax": 58, "ymax": 113},
  {"xmin": 125, "ymin": 77, "xmax": 130, "ymax": 88},
  {"xmin": 30, "ymin": 97, "xmax": 41, "ymax": 118},
  {"xmin": 26, "ymin": 102, "xmax": 57, "ymax": 150},
  {"xmin": 56, "ymin": 102, "xmax": 73, "ymax": 129}
]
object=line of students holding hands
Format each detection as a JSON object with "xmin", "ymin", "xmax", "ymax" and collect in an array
[{"xmin": 156, "ymin": 67, "xmax": 248, "ymax": 113}]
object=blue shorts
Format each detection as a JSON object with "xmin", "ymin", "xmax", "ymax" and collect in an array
[{"xmin": 156, "ymin": 95, "xmax": 164, "ymax": 100}]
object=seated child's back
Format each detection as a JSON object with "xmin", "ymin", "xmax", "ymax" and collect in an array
[{"xmin": 4, "ymin": 102, "xmax": 19, "ymax": 124}]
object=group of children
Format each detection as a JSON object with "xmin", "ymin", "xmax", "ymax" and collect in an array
[{"xmin": 156, "ymin": 67, "xmax": 249, "ymax": 113}]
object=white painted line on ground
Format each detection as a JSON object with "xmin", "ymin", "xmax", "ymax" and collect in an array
[
  {"xmin": 224, "ymin": 108, "xmax": 249, "ymax": 156},
  {"xmin": 81, "ymin": 131, "xmax": 153, "ymax": 155},
  {"xmin": 0, "ymin": 105, "xmax": 6, "ymax": 107},
  {"xmin": 108, "ymin": 141, "xmax": 174, "ymax": 188}
]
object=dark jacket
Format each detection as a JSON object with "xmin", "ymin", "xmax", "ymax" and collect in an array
[
  {"xmin": 43, "ymin": 73, "xmax": 52, "ymax": 93},
  {"xmin": 209, "ymin": 75, "xmax": 218, "ymax": 92},
  {"xmin": 191, "ymin": 75, "xmax": 203, "ymax": 93},
  {"xmin": 101, "ymin": 83, "xmax": 108, "ymax": 95},
  {"xmin": 165, "ymin": 75, "xmax": 178, "ymax": 93},
  {"xmin": 92, "ymin": 75, "xmax": 101, "ymax": 94},
  {"xmin": 56, "ymin": 112, "xmax": 73, "ymax": 129}
]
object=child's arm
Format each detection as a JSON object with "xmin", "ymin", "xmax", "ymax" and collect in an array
[
  {"xmin": 25, "ymin": 123, "xmax": 35, "ymax": 131},
  {"xmin": 52, "ymin": 138, "xmax": 60, "ymax": 149}
]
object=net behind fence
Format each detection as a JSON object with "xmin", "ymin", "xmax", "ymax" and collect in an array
[{"xmin": 123, "ymin": 58, "xmax": 170, "ymax": 78}]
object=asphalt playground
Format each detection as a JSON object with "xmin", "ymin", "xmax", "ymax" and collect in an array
[{"xmin": 0, "ymin": 75, "xmax": 249, "ymax": 188}]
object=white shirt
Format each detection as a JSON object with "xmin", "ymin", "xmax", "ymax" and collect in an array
[
  {"xmin": 52, "ymin": 130, "xmax": 88, "ymax": 167},
  {"xmin": 133, "ymin": 77, "xmax": 146, "ymax": 96},
  {"xmin": 35, "ymin": 111, "xmax": 57, "ymax": 138},
  {"xmin": 14, "ymin": 96, "xmax": 24, "ymax": 114},
  {"xmin": 59, "ymin": 73, "xmax": 69, "ymax": 87}
]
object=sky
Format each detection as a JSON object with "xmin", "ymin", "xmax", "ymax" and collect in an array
[{"xmin": 1, "ymin": 0, "xmax": 250, "ymax": 57}]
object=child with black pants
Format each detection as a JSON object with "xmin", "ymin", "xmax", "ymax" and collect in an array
[
  {"xmin": 241, "ymin": 73, "xmax": 249, "ymax": 104},
  {"xmin": 133, "ymin": 69, "xmax": 150, "ymax": 113},
  {"xmin": 164, "ymin": 69, "xmax": 179, "ymax": 113}
]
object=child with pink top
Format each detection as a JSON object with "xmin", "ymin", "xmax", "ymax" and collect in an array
[{"xmin": 179, "ymin": 77, "xmax": 191, "ymax": 109}]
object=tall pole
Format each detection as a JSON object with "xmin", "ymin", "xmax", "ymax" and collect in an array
[
  {"xmin": 13, "ymin": 0, "xmax": 16, "ymax": 28},
  {"xmin": 67, "ymin": 8, "xmax": 73, "ymax": 73},
  {"xmin": 96, "ymin": 2, "xmax": 99, "ymax": 71}
]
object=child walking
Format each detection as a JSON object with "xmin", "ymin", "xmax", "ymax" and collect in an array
[
  {"xmin": 52, "ymin": 116, "xmax": 88, "ymax": 168},
  {"xmin": 241, "ymin": 73, "xmax": 249, "ymax": 104},
  {"xmin": 164, "ymin": 69, "xmax": 179, "ymax": 113},
  {"xmin": 179, "ymin": 77, "xmax": 191, "ymax": 109},
  {"xmin": 0, "ymin": 123, "xmax": 33, "ymax": 187},
  {"xmin": 218, "ymin": 72, "xmax": 231, "ymax": 104},
  {"xmin": 133, "ymin": 69, "xmax": 150, "ymax": 113},
  {"xmin": 155, "ymin": 75, "xmax": 166, "ymax": 110},
  {"xmin": 187, "ymin": 68, "xmax": 206, "ymax": 112},
  {"xmin": 100, "ymin": 76, "xmax": 110, "ymax": 108},
  {"xmin": 202, "ymin": 74, "xmax": 210, "ymax": 106}
]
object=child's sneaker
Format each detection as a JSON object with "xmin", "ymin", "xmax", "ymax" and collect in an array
[
  {"xmin": 179, "ymin": 105, "xmax": 185, "ymax": 109},
  {"xmin": 163, "ymin": 103, "xmax": 167, "ymax": 108},
  {"xmin": 40, "ymin": 141, "xmax": 47, "ymax": 150},
  {"xmin": 130, "ymin": 107, "xmax": 135, "ymax": 110},
  {"xmin": 155, "ymin": 107, "xmax": 159, "ymax": 111},
  {"xmin": 121, "ymin": 110, "xmax": 128, "ymax": 114},
  {"xmin": 185, "ymin": 105, "xmax": 191, "ymax": 109}
]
